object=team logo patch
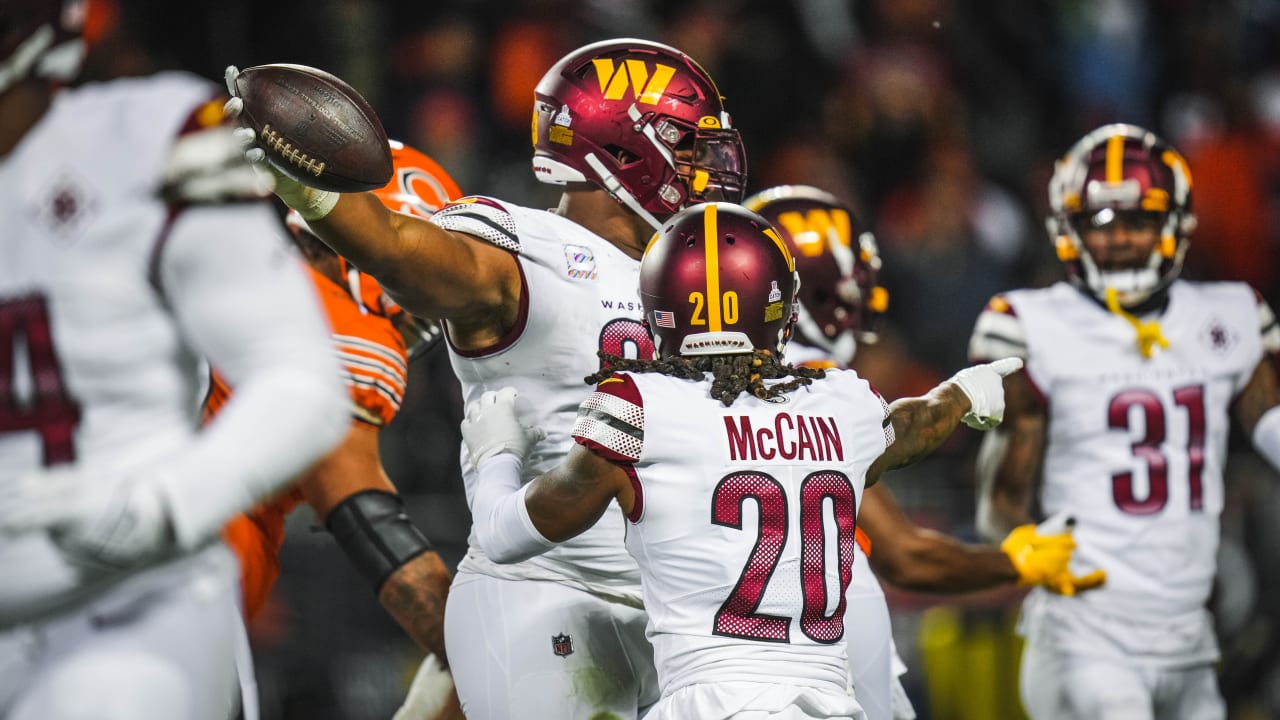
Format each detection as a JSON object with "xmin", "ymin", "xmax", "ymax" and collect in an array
[
  {"xmin": 764, "ymin": 301, "xmax": 784, "ymax": 322},
  {"xmin": 37, "ymin": 173, "xmax": 96, "ymax": 241},
  {"xmin": 552, "ymin": 633, "xmax": 574, "ymax": 657},
  {"xmin": 654, "ymin": 310, "xmax": 676, "ymax": 328},
  {"xmin": 1201, "ymin": 318, "xmax": 1236, "ymax": 354},
  {"xmin": 591, "ymin": 58, "xmax": 676, "ymax": 105},
  {"xmin": 564, "ymin": 244, "xmax": 598, "ymax": 280}
]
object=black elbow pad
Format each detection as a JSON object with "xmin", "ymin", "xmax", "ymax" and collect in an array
[{"xmin": 325, "ymin": 490, "xmax": 434, "ymax": 593}]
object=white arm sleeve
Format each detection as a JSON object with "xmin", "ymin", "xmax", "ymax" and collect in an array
[
  {"xmin": 471, "ymin": 454, "xmax": 556, "ymax": 563},
  {"xmin": 154, "ymin": 202, "xmax": 348, "ymax": 550},
  {"xmin": 1253, "ymin": 404, "xmax": 1280, "ymax": 473}
]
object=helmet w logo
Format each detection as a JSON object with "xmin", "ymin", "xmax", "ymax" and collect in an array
[{"xmin": 591, "ymin": 58, "xmax": 676, "ymax": 105}]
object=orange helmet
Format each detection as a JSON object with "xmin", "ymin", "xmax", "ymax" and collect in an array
[{"xmin": 374, "ymin": 139, "xmax": 463, "ymax": 218}]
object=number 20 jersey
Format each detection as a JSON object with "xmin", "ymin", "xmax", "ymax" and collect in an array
[
  {"xmin": 431, "ymin": 198, "xmax": 651, "ymax": 600},
  {"xmin": 969, "ymin": 280, "xmax": 1280, "ymax": 664},
  {"xmin": 572, "ymin": 369, "xmax": 890, "ymax": 696}
]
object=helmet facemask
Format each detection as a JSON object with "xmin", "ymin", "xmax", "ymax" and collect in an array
[{"xmin": 1048, "ymin": 124, "xmax": 1196, "ymax": 308}]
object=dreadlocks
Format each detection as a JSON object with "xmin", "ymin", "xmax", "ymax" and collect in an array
[{"xmin": 585, "ymin": 349, "xmax": 827, "ymax": 407}]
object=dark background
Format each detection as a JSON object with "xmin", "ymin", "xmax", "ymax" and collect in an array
[{"xmin": 85, "ymin": 1, "xmax": 1280, "ymax": 717}]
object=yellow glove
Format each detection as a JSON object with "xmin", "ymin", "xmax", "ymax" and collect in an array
[{"xmin": 1001, "ymin": 515, "xmax": 1107, "ymax": 596}]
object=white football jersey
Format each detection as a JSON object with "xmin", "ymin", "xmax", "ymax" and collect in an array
[
  {"xmin": 432, "ymin": 198, "xmax": 651, "ymax": 599},
  {"xmin": 0, "ymin": 72, "xmax": 340, "ymax": 623},
  {"xmin": 969, "ymin": 280, "xmax": 1279, "ymax": 664},
  {"xmin": 570, "ymin": 368, "xmax": 891, "ymax": 696}
]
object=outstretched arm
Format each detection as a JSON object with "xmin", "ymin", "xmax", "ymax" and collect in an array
[
  {"xmin": 222, "ymin": 72, "xmax": 519, "ymax": 328},
  {"xmin": 861, "ymin": 484, "xmax": 1104, "ymax": 595},
  {"xmin": 302, "ymin": 193, "xmax": 520, "ymax": 327},
  {"xmin": 866, "ymin": 358, "xmax": 1023, "ymax": 485},
  {"xmin": 861, "ymin": 483, "xmax": 1017, "ymax": 592}
]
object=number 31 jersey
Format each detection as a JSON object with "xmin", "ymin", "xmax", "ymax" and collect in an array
[
  {"xmin": 572, "ymin": 369, "xmax": 890, "ymax": 697},
  {"xmin": 969, "ymin": 280, "xmax": 1280, "ymax": 664}
]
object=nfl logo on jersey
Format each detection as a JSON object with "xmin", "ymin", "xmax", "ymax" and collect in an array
[{"xmin": 551, "ymin": 633, "xmax": 574, "ymax": 657}]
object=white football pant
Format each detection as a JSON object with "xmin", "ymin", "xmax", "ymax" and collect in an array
[
  {"xmin": 444, "ymin": 570, "xmax": 658, "ymax": 719},
  {"xmin": 0, "ymin": 546, "xmax": 243, "ymax": 720},
  {"xmin": 1021, "ymin": 641, "xmax": 1225, "ymax": 720}
]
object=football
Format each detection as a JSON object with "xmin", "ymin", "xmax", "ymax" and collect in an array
[{"xmin": 231, "ymin": 63, "xmax": 392, "ymax": 193}]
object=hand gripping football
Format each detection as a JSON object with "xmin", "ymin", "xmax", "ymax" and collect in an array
[{"xmin": 229, "ymin": 63, "xmax": 392, "ymax": 192}]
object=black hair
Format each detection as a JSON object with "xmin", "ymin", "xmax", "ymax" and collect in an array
[{"xmin": 585, "ymin": 349, "xmax": 825, "ymax": 406}]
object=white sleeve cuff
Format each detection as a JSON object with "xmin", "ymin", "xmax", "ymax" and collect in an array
[
  {"xmin": 472, "ymin": 454, "xmax": 556, "ymax": 563},
  {"xmin": 1253, "ymin": 404, "xmax": 1280, "ymax": 473}
]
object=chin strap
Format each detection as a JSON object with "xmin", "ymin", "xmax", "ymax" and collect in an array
[{"xmin": 1105, "ymin": 286, "xmax": 1169, "ymax": 359}]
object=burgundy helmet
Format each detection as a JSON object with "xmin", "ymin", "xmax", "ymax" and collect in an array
[
  {"xmin": 0, "ymin": 0, "xmax": 87, "ymax": 94},
  {"xmin": 532, "ymin": 38, "xmax": 746, "ymax": 230},
  {"xmin": 744, "ymin": 185, "xmax": 886, "ymax": 365},
  {"xmin": 1047, "ymin": 123, "xmax": 1196, "ymax": 307},
  {"xmin": 640, "ymin": 202, "xmax": 797, "ymax": 359}
]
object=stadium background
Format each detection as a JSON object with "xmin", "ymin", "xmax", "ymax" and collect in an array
[{"xmin": 84, "ymin": 0, "xmax": 1280, "ymax": 717}]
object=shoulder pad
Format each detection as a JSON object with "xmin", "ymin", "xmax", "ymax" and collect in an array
[
  {"xmin": 429, "ymin": 196, "xmax": 520, "ymax": 252},
  {"xmin": 969, "ymin": 294, "xmax": 1028, "ymax": 363},
  {"xmin": 572, "ymin": 373, "xmax": 644, "ymax": 463}
]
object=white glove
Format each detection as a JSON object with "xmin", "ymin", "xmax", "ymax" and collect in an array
[
  {"xmin": 0, "ymin": 466, "xmax": 173, "ymax": 571},
  {"xmin": 460, "ymin": 387, "xmax": 546, "ymax": 468},
  {"xmin": 223, "ymin": 66, "xmax": 338, "ymax": 221},
  {"xmin": 392, "ymin": 653, "xmax": 455, "ymax": 720},
  {"xmin": 947, "ymin": 357, "xmax": 1024, "ymax": 430}
]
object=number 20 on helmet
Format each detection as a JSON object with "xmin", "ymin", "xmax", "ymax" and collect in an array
[{"xmin": 639, "ymin": 203, "xmax": 798, "ymax": 359}]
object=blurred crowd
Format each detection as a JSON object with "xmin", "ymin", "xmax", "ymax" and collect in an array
[{"xmin": 90, "ymin": 0, "xmax": 1280, "ymax": 717}]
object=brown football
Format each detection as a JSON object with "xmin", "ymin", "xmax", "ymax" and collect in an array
[{"xmin": 232, "ymin": 63, "xmax": 392, "ymax": 193}]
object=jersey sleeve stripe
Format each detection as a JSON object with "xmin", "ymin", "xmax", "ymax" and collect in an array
[
  {"xmin": 430, "ymin": 196, "xmax": 521, "ymax": 252},
  {"xmin": 338, "ymin": 351, "xmax": 407, "ymax": 393},
  {"xmin": 572, "ymin": 387, "xmax": 645, "ymax": 462},
  {"xmin": 343, "ymin": 374, "xmax": 404, "ymax": 408},
  {"xmin": 578, "ymin": 407, "xmax": 643, "ymax": 441},
  {"xmin": 333, "ymin": 334, "xmax": 408, "ymax": 373}
]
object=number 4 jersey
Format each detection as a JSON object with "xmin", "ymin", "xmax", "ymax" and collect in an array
[
  {"xmin": 969, "ymin": 279, "xmax": 1280, "ymax": 665},
  {"xmin": 572, "ymin": 368, "xmax": 891, "ymax": 697}
]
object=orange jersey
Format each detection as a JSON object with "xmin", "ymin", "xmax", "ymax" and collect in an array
[{"xmin": 212, "ymin": 265, "xmax": 409, "ymax": 619}]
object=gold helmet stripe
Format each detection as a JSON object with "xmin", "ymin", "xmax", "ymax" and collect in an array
[
  {"xmin": 1106, "ymin": 134, "xmax": 1126, "ymax": 184},
  {"xmin": 704, "ymin": 204, "xmax": 723, "ymax": 332}
]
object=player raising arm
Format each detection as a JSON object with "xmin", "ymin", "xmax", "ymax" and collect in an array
[
  {"xmin": 225, "ymin": 40, "xmax": 747, "ymax": 719},
  {"xmin": 456, "ymin": 202, "xmax": 1024, "ymax": 720},
  {"xmin": 969, "ymin": 123, "xmax": 1280, "ymax": 720}
]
